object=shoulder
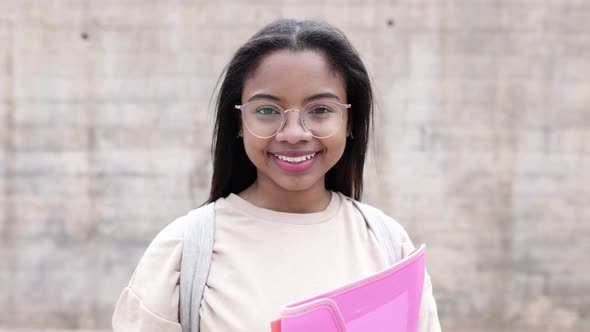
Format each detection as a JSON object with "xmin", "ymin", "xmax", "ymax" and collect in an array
[
  {"xmin": 124, "ymin": 204, "xmax": 213, "ymax": 321},
  {"xmin": 139, "ymin": 202, "xmax": 215, "ymax": 246},
  {"xmin": 341, "ymin": 194, "xmax": 416, "ymax": 257}
]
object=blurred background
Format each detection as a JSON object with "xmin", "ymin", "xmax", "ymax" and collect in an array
[{"xmin": 0, "ymin": 0, "xmax": 589, "ymax": 331}]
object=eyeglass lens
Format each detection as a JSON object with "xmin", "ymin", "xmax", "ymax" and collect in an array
[{"xmin": 241, "ymin": 101, "xmax": 344, "ymax": 138}]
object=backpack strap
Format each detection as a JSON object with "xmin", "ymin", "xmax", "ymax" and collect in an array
[
  {"xmin": 179, "ymin": 202, "xmax": 216, "ymax": 332},
  {"xmin": 350, "ymin": 199, "xmax": 402, "ymax": 265}
]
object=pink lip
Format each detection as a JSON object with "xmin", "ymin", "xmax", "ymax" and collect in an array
[{"xmin": 270, "ymin": 152, "xmax": 319, "ymax": 173}]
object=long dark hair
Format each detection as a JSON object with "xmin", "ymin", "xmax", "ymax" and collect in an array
[{"xmin": 207, "ymin": 19, "xmax": 374, "ymax": 203}]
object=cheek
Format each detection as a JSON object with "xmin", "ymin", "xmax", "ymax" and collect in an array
[
  {"xmin": 242, "ymin": 136, "xmax": 268, "ymax": 160},
  {"xmin": 323, "ymin": 134, "xmax": 348, "ymax": 158}
]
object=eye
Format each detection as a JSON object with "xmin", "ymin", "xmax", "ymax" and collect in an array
[
  {"xmin": 255, "ymin": 106, "xmax": 279, "ymax": 115},
  {"xmin": 309, "ymin": 105, "xmax": 335, "ymax": 114}
]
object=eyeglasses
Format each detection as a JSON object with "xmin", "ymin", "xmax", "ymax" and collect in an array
[{"xmin": 235, "ymin": 100, "xmax": 351, "ymax": 139}]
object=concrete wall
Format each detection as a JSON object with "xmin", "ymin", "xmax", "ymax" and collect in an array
[{"xmin": 1, "ymin": 0, "xmax": 589, "ymax": 331}]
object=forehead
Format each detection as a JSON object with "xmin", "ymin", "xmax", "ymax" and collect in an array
[{"xmin": 242, "ymin": 49, "xmax": 346, "ymax": 103}]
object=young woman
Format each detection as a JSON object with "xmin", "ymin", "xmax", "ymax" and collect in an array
[{"xmin": 113, "ymin": 19, "xmax": 441, "ymax": 332}]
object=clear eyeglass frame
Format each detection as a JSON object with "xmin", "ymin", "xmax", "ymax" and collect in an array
[{"xmin": 234, "ymin": 100, "xmax": 351, "ymax": 139}]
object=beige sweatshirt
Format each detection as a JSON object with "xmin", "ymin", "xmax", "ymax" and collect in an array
[{"xmin": 112, "ymin": 192, "xmax": 441, "ymax": 332}]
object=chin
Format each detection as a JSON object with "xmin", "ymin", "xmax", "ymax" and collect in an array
[{"xmin": 274, "ymin": 176, "xmax": 324, "ymax": 193}]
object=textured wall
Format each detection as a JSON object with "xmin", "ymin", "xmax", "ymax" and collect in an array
[{"xmin": 0, "ymin": 0, "xmax": 589, "ymax": 331}]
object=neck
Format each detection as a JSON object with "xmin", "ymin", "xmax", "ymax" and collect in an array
[{"xmin": 238, "ymin": 181, "xmax": 332, "ymax": 213}]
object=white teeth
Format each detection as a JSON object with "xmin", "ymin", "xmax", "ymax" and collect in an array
[{"xmin": 273, "ymin": 153, "xmax": 316, "ymax": 163}]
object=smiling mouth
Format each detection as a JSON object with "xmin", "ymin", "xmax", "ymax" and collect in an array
[{"xmin": 271, "ymin": 153, "xmax": 317, "ymax": 164}]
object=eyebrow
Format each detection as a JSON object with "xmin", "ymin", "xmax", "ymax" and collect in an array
[
  {"xmin": 247, "ymin": 92, "xmax": 341, "ymax": 103},
  {"xmin": 304, "ymin": 93, "xmax": 341, "ymax": 102},
  {"xmin": 247, "ymin": 93, "xmax": 281, "ymax": 102}
]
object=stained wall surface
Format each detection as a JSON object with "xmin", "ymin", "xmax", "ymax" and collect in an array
[{"xmin": 0, "ymin": 1, "xmax": 589, "ymax": 331}]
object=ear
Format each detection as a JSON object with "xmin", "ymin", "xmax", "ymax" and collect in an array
[
  {"xmin": 236, "ymin": 112, "xmax": 243, "ymax": 138},
  {"xmin": 346, "ymin": 118, "xmax": 352, "ymax": 137}
]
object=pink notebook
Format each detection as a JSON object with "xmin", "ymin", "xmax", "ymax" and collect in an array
[{"xmin": 271, "ymin": 244, "xmax": 426, "ymax": 332}]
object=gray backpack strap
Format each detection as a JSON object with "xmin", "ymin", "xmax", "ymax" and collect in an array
[
  {"xmin": 179, "ymin": 202, "xmax": 216, "ymax": 332},
  {"xmin": 351, "ymin": 199, "xmax": 402, "ymax": 265}
]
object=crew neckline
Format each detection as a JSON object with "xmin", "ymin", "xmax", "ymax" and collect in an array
[{"xmin": 223, "ymin": 191, "xmax": 341, "ymax": 225}]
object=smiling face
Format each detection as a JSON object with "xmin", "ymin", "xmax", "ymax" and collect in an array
[{"xmin": 239, "ymin": 49, "xmax": 348, "ymax": 197}]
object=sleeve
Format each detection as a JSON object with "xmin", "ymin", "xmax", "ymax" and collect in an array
[
  {"xmin": 388, "ymin": 216, "xmax": 443, "ymax": 332},
  {"xmin": 112, "ymin": 218, "xmax": 188, "ymax": 332}
]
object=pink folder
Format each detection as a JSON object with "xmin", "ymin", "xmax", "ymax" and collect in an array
[{"xmin": 271, "ymin": 244, "xmax": 426, "ymax": 332}]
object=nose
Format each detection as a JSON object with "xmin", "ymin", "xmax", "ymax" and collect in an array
[{"xmin": 275, "ymin": 109, "xmax": 312, "ymax": 144}]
